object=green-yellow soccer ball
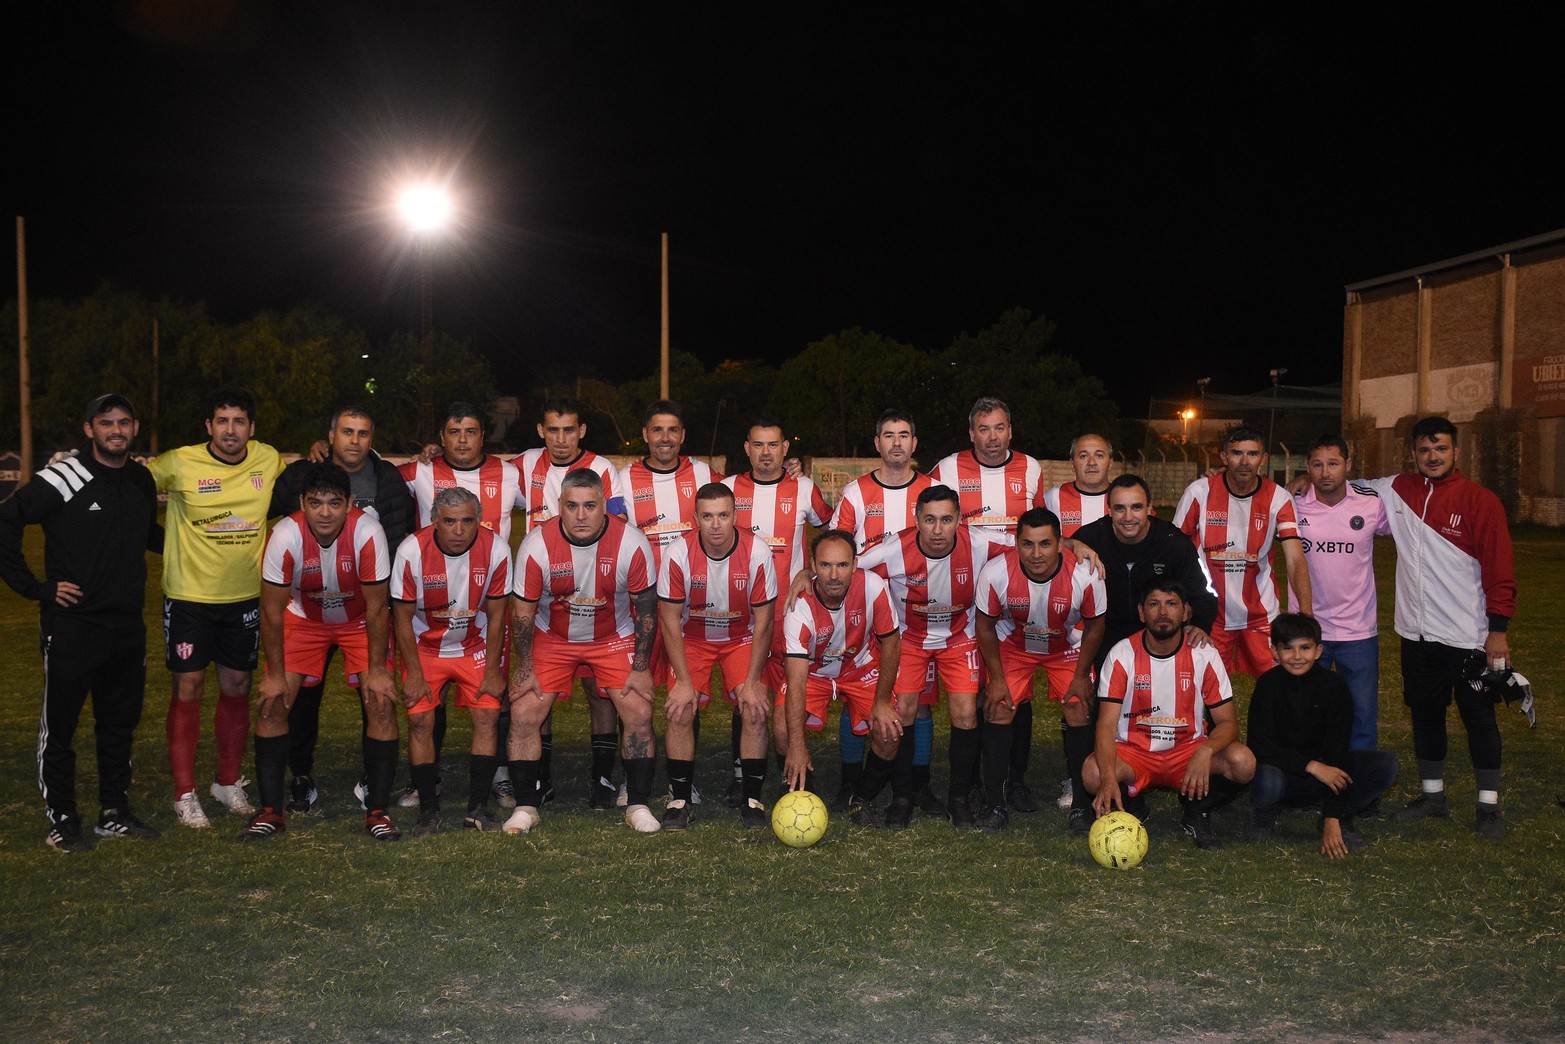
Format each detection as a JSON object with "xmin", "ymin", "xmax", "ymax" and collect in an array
[
  {"xmin": 771, "ymin": 790, "xmax": 829, "ymax": 848},
  {"xmin": 1088, "ymin": 810, "xmax": 1149, "ymax": 869}
]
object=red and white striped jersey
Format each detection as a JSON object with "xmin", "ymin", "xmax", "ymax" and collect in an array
[
  {"xmin": 783, "ymin": 569, "xmax": 899, "ymax": 681},
  {"xmin": 975, "ymin": 546, "xmax": 1105, "ymax": 656},
  {"xmin": 618, "ymin": 457, "xmax": 720, "ymax": 569},
  {"xmin": 723, "ymin": 473, "xmax": 831, "ymax": 579},
  {"xmin": 1043, "ymin": 483, "xmax": 1109, "ymax": 537},
  {"xmin": 513, "ymin": 515, "xmax": 654, "ymax": 642},
  {"xmin": 657, "ymin": 530, "xmax": 779, "ymax": 644},
  {"xmin": 399, "ymin": 455, "xmax": 523, "ymax": 544},
  {"xmin": 858, "ymin": 526, "xmax": 1010, "ymax": 650},
  {"xmin": 390, "ymin": 527, "xmax": 511, "ymax": 658},
  {"xmin": 262, "ymin": 509, "xmax": 390, "ymax": 624},
  {"xmin": 930, "ymin": 450, "xmax": 1045, "ymax": 532},
  {"xmin": 514, "ymin": 448, "xmax": 625, "ymax": 533},
  {"xmin": 830, "ymin": 471, "xmax": 932, "ymax": 552},
  {"xmin": 1173, "ymin": 474, "xmax": 1300, "ymax": 631},
  {"xmin": 1098, "ymin": 633, "xmax": 1233, "ymax": 751}
]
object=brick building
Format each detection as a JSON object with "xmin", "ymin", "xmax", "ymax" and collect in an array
[{"xmin": 1343, "ymin": 228, "xmax": 1565, "ymax": 524}]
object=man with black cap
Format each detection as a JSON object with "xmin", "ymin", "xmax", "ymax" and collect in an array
[{"xmin": 0, "ymin": 394, "xmax": 164, "ymax": 851}]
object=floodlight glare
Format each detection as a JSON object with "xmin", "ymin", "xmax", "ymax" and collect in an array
[{"xmin": 399, "ymin": 184, "xmax": 451, "ymax": 233}]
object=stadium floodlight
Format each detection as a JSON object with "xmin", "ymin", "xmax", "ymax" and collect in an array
[{"xmin": 398, "ymin": 183, "xmax": 451, "ymax": 234}]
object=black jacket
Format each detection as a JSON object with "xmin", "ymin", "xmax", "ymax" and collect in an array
[
  {"xmin": 270, "ymin": 451, "xmax": 415, "ymax": 548},
  {"xmin": 1072, "ymin": 514, "xmax": 1218, "ymax": 666},
  {"xmin": 1247, "ymin": 664, "xmax": 1354, "ymax": 818}
]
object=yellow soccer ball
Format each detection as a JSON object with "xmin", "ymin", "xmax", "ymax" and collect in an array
[
  {"xmin": 771, "ymin": 790, "xmax": 829, "ymax": 848},
  {"xmin": 1088, "ymin": 810, "xmax": 1149, "ymax": 869}
]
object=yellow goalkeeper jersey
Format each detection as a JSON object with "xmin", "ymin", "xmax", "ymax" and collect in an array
[{"xmin": 150, "ymin": 441, "xmax": 284, "ymax": 603}]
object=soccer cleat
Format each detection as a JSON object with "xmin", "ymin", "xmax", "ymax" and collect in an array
[
  {"xmin": 238, "ymin": 809, "xmax": 286, "ymax": 842},
  {"xmin": 364, "ymin": 811, "xmax": 402, "ymax": 841},
  {"xmin": 624, "ymin": 804, "xmax": 662, "ymax": 833},
  {"xmin": 492, "ymin": 778, "xmax": 517, "ymax": 810},
  {"xmin": 463, "ymin": 808, "xmax": 502, "ymax": 831},
  {"xmin": 1066, "ymin": 807, "xmax": 1094, "ymax": 837},
  {"xmin": 541, "ymin": 782, "xmax": 557, "ymax": 806},
  {"xmin": 1007, "ymin": 782, "xmax": 1039, "ymax": 814},
  {"xmin": 668, "ymin": 783, "xmax": 704, "ymax": 807},
  {"xmin": 1475, "ymin": 805, "xmax": 1506, "ymax": 839},
  {"xmin": 739, "ymin": 798, "xmax": 767, "ymax": 831},
  {"xmin": 966, "ymin": 781, "xmax": 985, "ymax": 811},
  {"xmin": 95, "ymin": 808, "xmax": 160, "ymax": 841},
  {"xmin": 662, "ymin": 799, "xmax": 694, "ymax": 832},
  {"xmin": 947, "ymin": 796, "xmax": 975, "ymax": 830},
  {"xmin": 173, "ymin": 791, "xmax": 211, "ymax": 829},
  {"xmin": 1357, "ymin": 797, "xmax": 1384, "ymax": 820},
  {"xmin": 397, "ymin": 783, "xmax": 433, "ymax": 809},
  {"xmin": 725, "ymin": 777, "xmax": 743, "ymax": 809},
  {"xmin": 1339, "ymin": 819, "xmax": 1370, "ymax": 852},
  {"xmin": 885, "ymin": 795, "xmax": 915, "ymax": 831},
  {"xmin": 1246, "ymin": 812, "xmax": 1278, "ymax": 841},
  {"xmin": 616, "ymin": 783, "xmax": 629, "ymax": 809},
  {"xmin": 1056, "ymin": 779, "xmax": 1075, "ymax": 809},
  {"xmin": 354, "ymin": 779, "xmax": 369, "ymax": 810},
  {"xmin": 210, "ymin": 776, "xmax": 256, "ymax": 816},
  {"xmin": 412, "ymin": 810, "xmax": 442, "ymax": 836},
  {"xmin": 287, "ymin": 775, "xmax": 318, "ymax": 815},
  {"xmin": 976, "ymin": 804, "xmax": 1010, "ymax": 834},
  {"xmin": 846, "ymin": 801, "xmax": 884, "ymax": 828},
  {"xmin": 590, "ymin": 778, "xmax": 616, "ymax": 811},
  {"xmin": 828, "ymin": 783, "xmax": 856, "ymax": 814},
  {"xmin": 916, "ymin": 784, "xmax": 947, "ymax": 817},
  {"xmin": 46, "ymin": 818, "xmax": 93, "ymax": 853},
  {"xmin": 1181, "ymin": 809, "xmax": 1222, "ymax": 850},
  {"xmin": 503, "ymin": 806, "xmax": 541, "ymax": 834},
  {"xmin": 1395, "ymin": 792, "xmax": 1450, "ymax": 821},
  {"xmin": 1123, "ymin": 792, "xmax": 1149, "ymax": 823}
]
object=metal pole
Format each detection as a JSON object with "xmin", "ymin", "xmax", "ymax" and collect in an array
[
  {"xmin": 151, "ymin": 318, "xmax": 160, "ymax": 454},
  {"xmin": 15, "ymin": 217, "xmax": 32, "ymax": 482},
  {"xmin": 660, "ymin": 232, "xmax": 670, "ymax": 399}
]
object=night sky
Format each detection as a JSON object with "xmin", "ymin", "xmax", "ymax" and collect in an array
[{"xmin": 8, "ymin": 2, "xmax": 1564, "ymax": 415}]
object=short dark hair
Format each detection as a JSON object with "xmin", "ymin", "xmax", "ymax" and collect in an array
[
  {"xmin": 204, "ymin": 387, "xmax": 256, "ymax": 423},
  {"xmin": 1270, "ymin": 612, "xmax": 1322, "ymax": 647},
  {"xmin": 439, "ymin": 401, "xmax": 485, "ymax": 435},
  {"xmin": 328, "ymin": 405, "xmax": 373, "ymax": 433},
  {"xmin": 811, "ymin": 528, "xmax": 857, "ymax": 559},
  {"xmin": 1411, "ymin": 416, "xmax": 1458, "ymax": 444},
  {"xmin": 299, "ymin": 462, "xmax": 352, "ymax": 502},
  {"xmin": 1107, "ymin": 474, "xmax": 1152, "ymax": 502},
  {"xmin": 916, "ymin": 484, "xmax": 961, "ymax": 514},
  {"xmin": 645, "ymin": 399, "xmax": 684, "ymax": 426},
  {"xmin": 746, "ymin": 414, "xmax": 784, "ymax": 439},
  {"xmin": 1224, "ymin": 426, "xmax": 1265, "ymax": 449},
  {"xmin": 968, "ymin": 396, "xmax": 1011, "ymax": 428},
  {"xmin": 694, "ymin": 481, "xmax": 734, "ymax": 506},
  {"xmin": 1140, "ymin": 576, "xmax": 1188, "ymax": 605},
  {"xmin": 541, "ymin": 396, "xmax": 584, "ymax": 424},
  {"xmin": 1016, "ymin": 507, "xmax": 1061, "ymax": 540},
  {"xmin": 875, "ymin": 408, "xmax": 917, "ymax": 438},
  {"xmin": 1305, "ymin": 434, "xmax": 1350, "ymax": 459}
]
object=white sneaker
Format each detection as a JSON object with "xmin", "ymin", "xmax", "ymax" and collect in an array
[
  {"xmin": 397, "ymin": 784, "xmax": 431, "ymax": 808},
  {"xmin": 503, "ymin": 806, "xmax": 540, "ymax": 835},
  {"xmin": 1056, "ymin": 779, "xmax": 1074, "ymax": 810},
  {"xmin": 210, "ymin": 776, "xmax": 255, "ymax": 816},
  {"xmin": 624, "ymin": 804, "xmax": 662, "ymax": 833},
  {"xmin": 615, "ymin": 782, "xmax": 628, "ymax": 809},
  {"xmin": 174, "ymin": 791, "xmax": 211, "ymax": 829}
]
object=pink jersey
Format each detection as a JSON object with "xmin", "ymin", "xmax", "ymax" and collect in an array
[
  {"xmin": 783, "ymin": 569, "xmax": 899, "ymax": 681},
  {"xmin": 931, "ymin": 450, "xmax": 1045, "ymax": 532},
  {"xmin": 657, "ymin": 530, "xmax": 779, "ymax": 644},
  {"xmin": 723, "ymin": 473, "xmax": 831, "ymax": 579},
  {"xmin": 618, "ymin": 457, "xmax": 720, "ymax": 569},
  {"xmin": 1042, "ymin": 483, "xmax": 1109, "ymax": 537},
  {"xmin": 1098, "ymin": 633, "xmax": 1232, "ymax": 751},
  {"xmin": 399, "ymin": 456, "xmax": 522, "ymax": 544},
  {"xmin": 513, "ymin": 515, "xmax": 654, "ymax": 642},
  {"xmin": 858, "ymin": 526, "xmax": 1010, "ymax": 650},
  {"xmin": 262, "ymin": 509, "xmax": 390, "ymax": 624},
  {"xmin": 830, "ymin": 471, "xmax": 932, "ymax": 552},
  {"xmin": 976, "ymin": 546, "xmax": 1104, "ymax": 657},
  {"xmin": 1291, "ymin": 483, "xmax": 1383, "ymax": 642},
  {"xmin": 515, "ymin": 448, "xmax": 625, "ymax": 533},
  {"xmin": 390, "ymin": 527, "xmax": 511, "ymax": 658},
  {"xmin": 1173, "ymin": 474, "xmax": 1300, "ymax": 631}
]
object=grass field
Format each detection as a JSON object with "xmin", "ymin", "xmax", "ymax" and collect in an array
[{"xmin": 2, "ymin": 531, "xmax": 1563, "ymax": 1042}]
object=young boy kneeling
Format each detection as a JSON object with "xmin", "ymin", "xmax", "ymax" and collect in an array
[{"xmin": 1247, "ymin": 613, "xmax": 1399, "ymax": 858}]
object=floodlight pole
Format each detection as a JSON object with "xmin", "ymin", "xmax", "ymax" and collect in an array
[
  {"xmin": 15, "ymin": 217, "xmax": 32, "ymax": 482},
  {"xmin": 660, "ymin": 232, "xmax": 670, "ymax": 399}
]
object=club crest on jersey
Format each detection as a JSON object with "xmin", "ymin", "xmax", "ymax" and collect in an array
[
  {"xmin": 1350, "ymin": 515, "xmax": 1365, "ymax": 530},
  {"xmin": 781, "ymin": 501, "xmax": 793, "ymax": 515},
  {"xmin": 473, "ymin": 569, "xmax": 488, "ymax": 587},
  {"xmin": 680, "ymin": 484, "xmax": 694, "ymax": 498},
  {"xmin": 339, "ymin": 556, "xmax": 355, "ymax": 574},
  {"xmin": 175, "ymin": 642, "xmax": 195, "ymax": 660},
  {"xmin": 1052, "ymin": 599, "xmax": 1067, "ymax": 616},
  {"xmin": 599, "ymin": 557, "xmax": 614, "ymax": 576},
  {"xmin": 1180, "ymin": 674, "xmax": 1192, "ymax": 692},
  {"xmin": 734, "ymin": 576, "xmax": 748, "ymax": 591},
  {"xmin": 1254, "ymin": 517, "xmax": 1265, "ymax": 532},
  {"xmin": 848, "ymin": 609, "xmax": 863, "ymax": 627},
  {"xmin": 250, "ymin": 474, "xmax": 265, "ymax": 491},
  {"xmin": 484, "ymin": 482, "xmax": 498, "ymax": 499},
  {"xmin": 954, "ymin": 567, "xmax": 969, "ymax": 584},
  {"xmin": 1009, "ymin": 480, "xmax": 1022, "ymax": 495}
]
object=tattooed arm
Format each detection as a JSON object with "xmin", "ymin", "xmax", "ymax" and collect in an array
[{"xmin": 621, "ymin": 586, "xmax": 659, "ymax": 705}]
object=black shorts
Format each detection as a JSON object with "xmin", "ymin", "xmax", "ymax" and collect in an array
[{"xmin": 164, "ymin": 597, "xmax": 260, "ymax": 673}]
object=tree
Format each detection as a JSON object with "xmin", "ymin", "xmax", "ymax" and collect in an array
[
  {"xmin": 367, "ymin": 330, "xmax": 497, "ymax": 452},
  {"xmin": 771, "ymin": 328, "xmax": 936, "ymax": 458}
]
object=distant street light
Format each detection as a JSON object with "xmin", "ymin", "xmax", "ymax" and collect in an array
[{"xmin": 1180, "ymin": 408, "xmax": 1196, "ymax": 442}]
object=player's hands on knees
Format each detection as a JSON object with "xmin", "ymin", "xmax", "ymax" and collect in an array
[
  {"xmin": 361, "ymin": 666, "xmax": 397, "ymax": 708},
  {"xmin": 870, "ymin": 702, "xmax": 902, "ymax": 745},
  {"xmin": 784, "ymin": 748, "xmax": 813, "ymax": 791},
  {"xmin": 621, "ymin": 668, "xmax": 655, "ymax": 705},
  {"xmin": 983, "ymin": 676, "xmax": 1013, "ymax": 721},
  {"xmin": 509, "ymin": 667, "xmax": 544, "ymax": 704},
  {"xmin": 735, "ymin": 678, "xmax": 767, "ymax": 715},
  {"xmin": 401, "ymin": 673, "xmax": 432, "ymax": 711},
  {"xmin": 665, "ymin": 679, "xmax": 698, "ymax": 725},
  {"xmin": 1179, "ymin": 748, "xmax": 1214, "ymax": 799},
  {"xmin": 478, "ymin": 668, "xmax": 505, "ymax": 704}
]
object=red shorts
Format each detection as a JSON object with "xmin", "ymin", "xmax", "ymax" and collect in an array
[
  {"xmin": 896, "ymin": 642, "xmax": 980, "ymax": 697},
  {"xmin": 1211, "ymin": 623, "xmax": 1272, "ymax": 678},
  {"xmin": 282, "ymin": 614, "xmax": 374, "ymax": 683},
  {"xmin": 403, "ymin": 647, "xmax": 496, "ymax": 715},
  {"xmin": 1113, "ymin": 742, "xmax": 1201, "ymax": 796},
  {"xmin": 998, "ymin": 646, "xmax": 1086, "ymax": 704},
  {"xmin": 776, "ymin": 669, "xmax": 880, "ymax": 735},
  {"xmin": 680, "ymin": 636, "xmax": 759, "ymax": 706},
  {"xmin": 534, "ymin": 629, "xmax": 636, "ymax": 693}
]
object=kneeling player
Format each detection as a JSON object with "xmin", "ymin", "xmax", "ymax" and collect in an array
[
  {"xmin": 390, "ymin": 487, "xmax": 512, "ymax": 836},
  {"xmin": 974, "ymin": 508, "xmax": 1105, "ymax": 834},
  {"xmin": 1084, "ymin": 578, "xmax": 1255, "ymax": 850},
  {"xmin": 779, "ymin": 531, "xmax": 902, "ymax": 826},
  {"xmin": 245, "ymin": 464, "xmax": 400, "ymax": 841}
]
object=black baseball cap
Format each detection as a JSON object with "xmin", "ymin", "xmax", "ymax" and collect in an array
[{"xmin": 85, "ymin": 394, "xmax": 137, "ymax": 421}]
